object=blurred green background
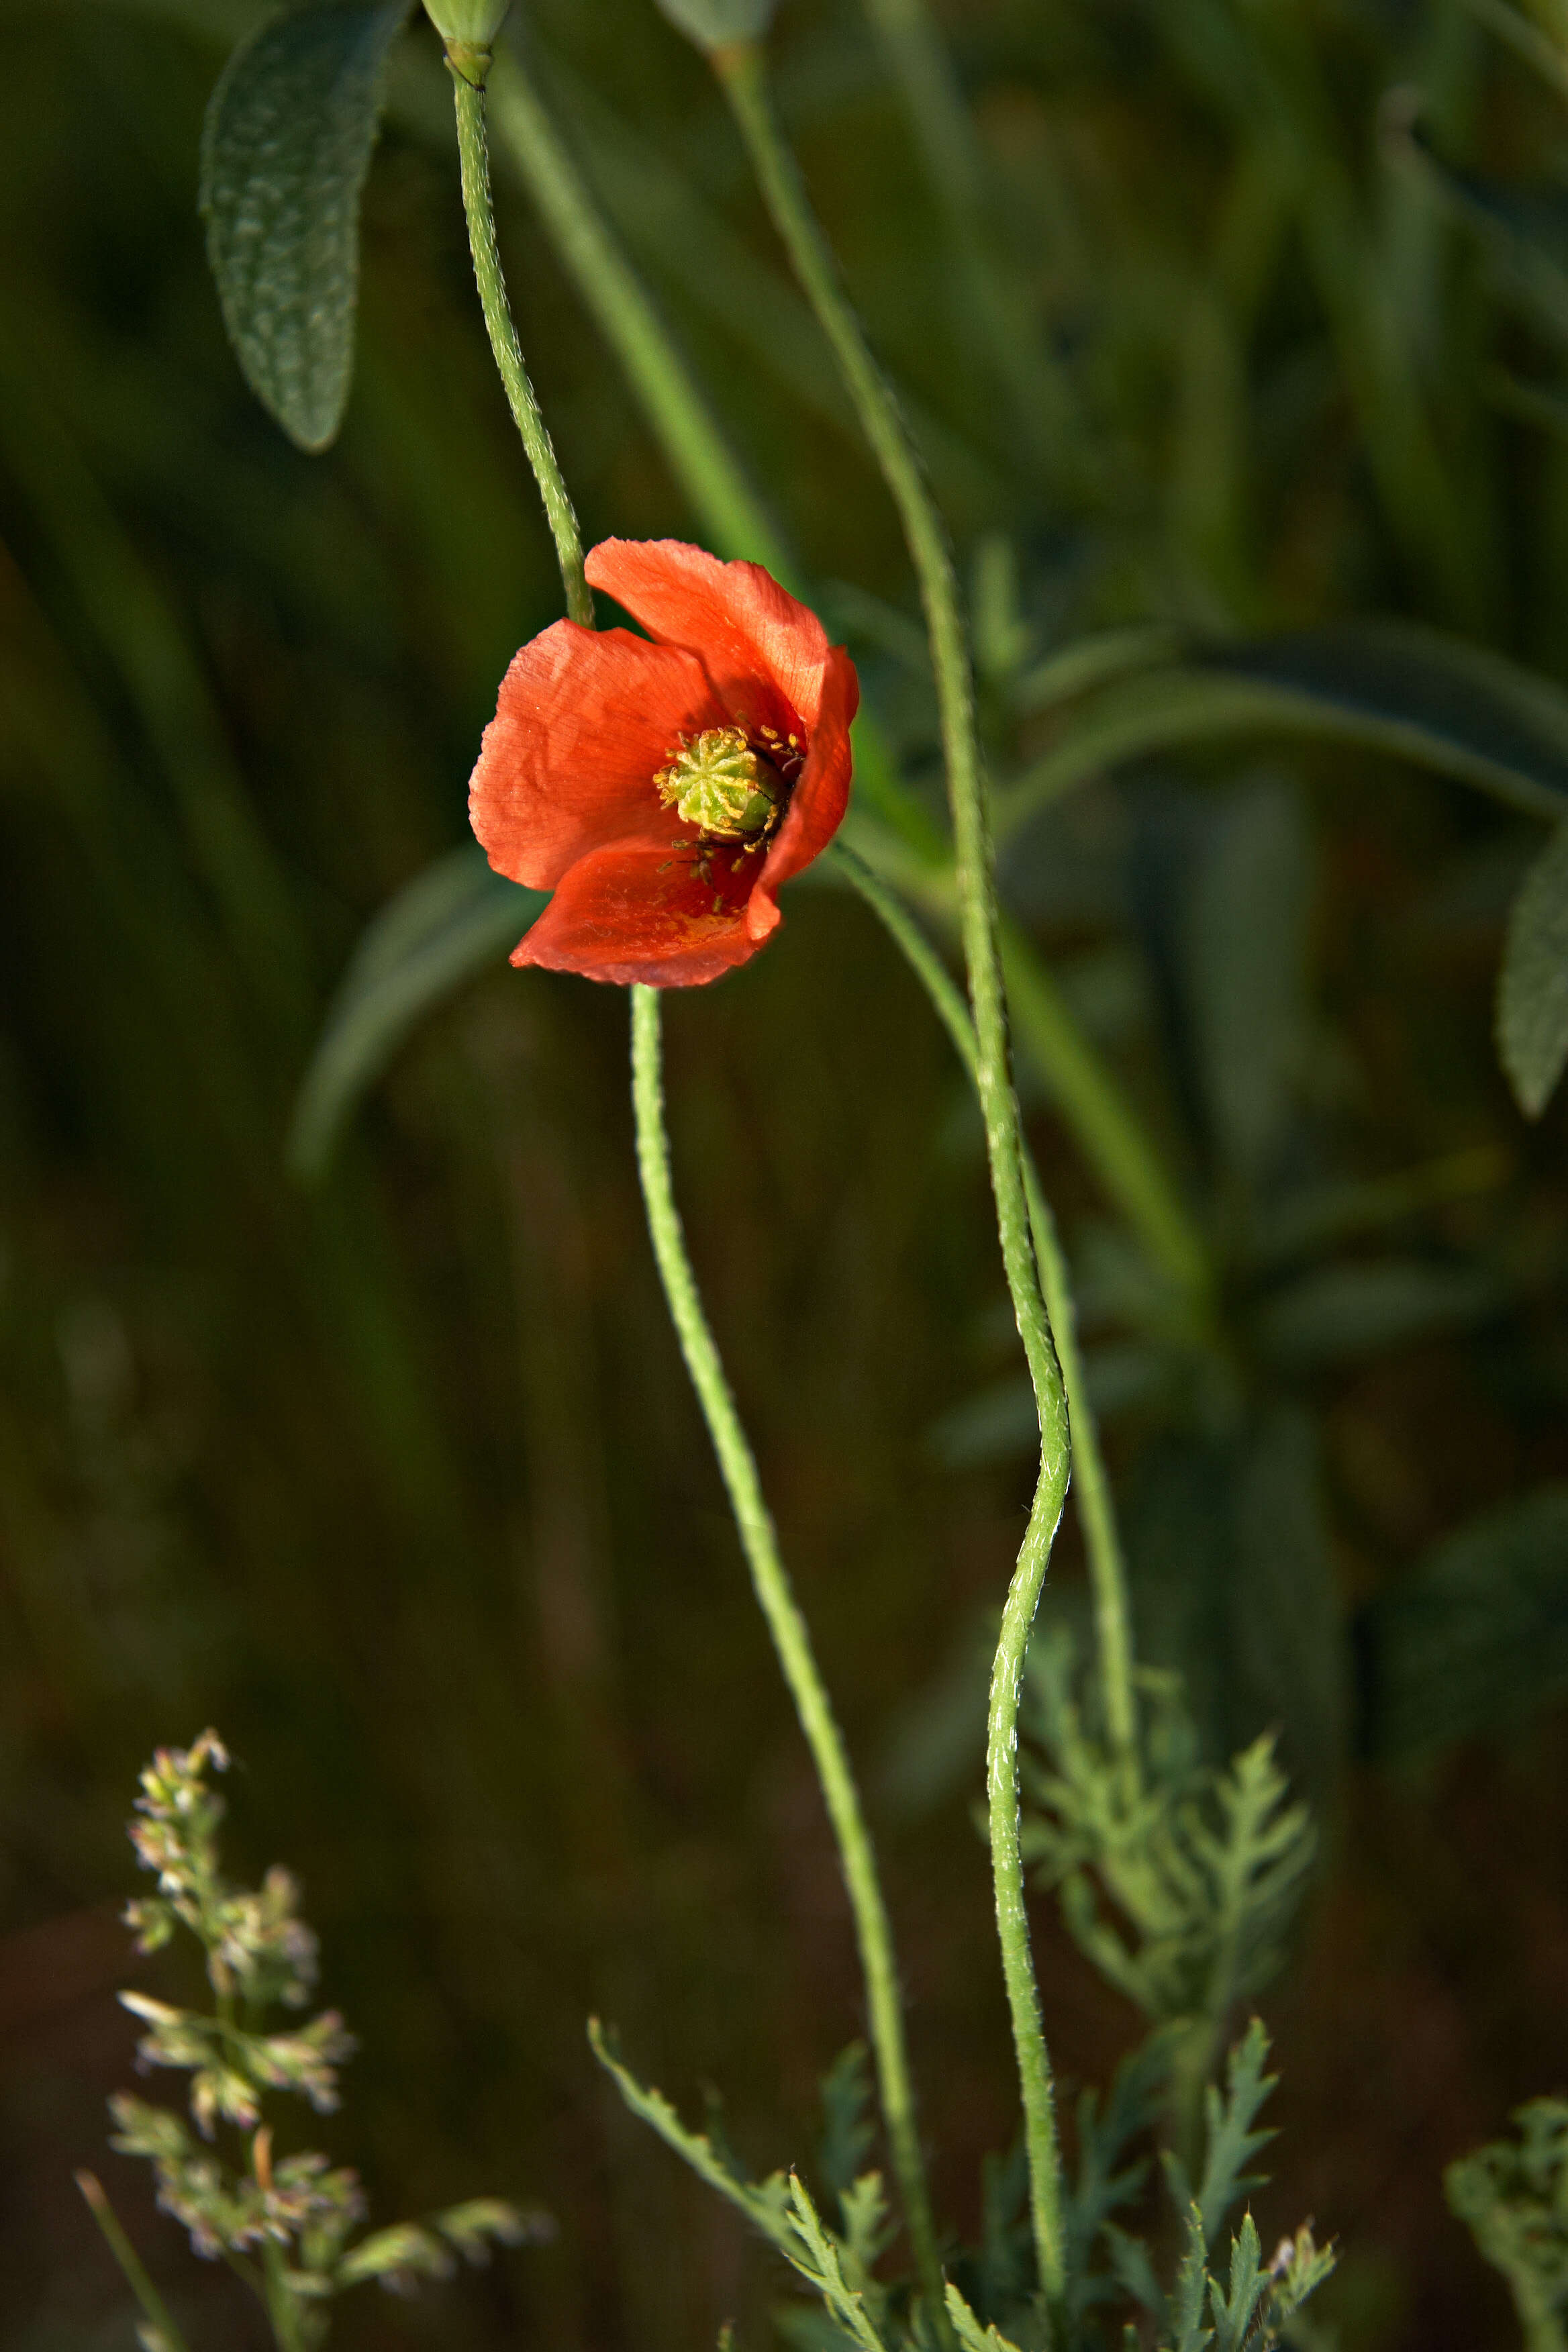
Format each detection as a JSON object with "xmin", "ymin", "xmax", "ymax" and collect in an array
[{"xmin": 5, "ymin": 0, "xmax": 1568, "ymax": 2344}]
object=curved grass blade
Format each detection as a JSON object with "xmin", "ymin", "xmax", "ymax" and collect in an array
[
  {"xmin": 289, "ymin": 846, "xmax": 542, "ymax": 1180},
  {"xmin": 998, "ymin": 625, "xmax": 1568, "ymax": 835},
  {"xmin": 200, "ymin": 0, "xmax": 411, "ymax": 452}
]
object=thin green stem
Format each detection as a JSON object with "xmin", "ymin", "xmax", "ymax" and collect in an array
[
  {"xmin": 628, "ymin": 985, "xmax": 943, "ymax": 2316},
  {"xmin": 77, "ymin": 2171, "xmax": 193, "ymax": 2352},
  {"xmin": 830, "ymin": 844, "xmax": 1138, "ymax": 1774},
  {"xmin": 714, "ymin": 45, "xmax": 1069, "ymax": 2310},
  {"xmin": 450, "ymin": 59, "xmax": 591, "ymax": 626},
  {"xmin": 1023, "ymin": 1176, "xmax": 1138, "ymax": 1772},
  {"xmin": 262, "ymin": 2239, "xmax": 308, "ymax": 2352}
]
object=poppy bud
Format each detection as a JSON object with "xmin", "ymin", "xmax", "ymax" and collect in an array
[
  {"xmin": 422, "ymin": 0, "xmax": 510, "ymax": 70},
  {"xmin": 651, "ymin": 0, "xmax": 774, "ymax": 56}
]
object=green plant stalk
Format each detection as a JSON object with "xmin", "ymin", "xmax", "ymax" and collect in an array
[
  {"xmin": 262, "ymin": 2239, "xmax": 308, "ymax": 2352},
  {"xmin": 830, "ymin": 844, "xmax": 1138, "ymax": 1773},
  {"xmin": 77, "ymin": 2170, "xmax": 194, "ymax": 2352},
  {"xmin": 628, "ymin": 985, "xmax": 943, "ymax": 2316},
  {"xmin": 486, "ymin": 47, "xmax": 792, "ymax": 581},
  {"xmin": 714, "ymin": 43, "xmax": 1071, "ymax": 2308},
  {"xmin": 450, "ymin": 61, "xmax": 592, "ymax": 626},
  {"xmin": 998, "ymin": 918, "xmax": 1212, "ymax": 1322}
]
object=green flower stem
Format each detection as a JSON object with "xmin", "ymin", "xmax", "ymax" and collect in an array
[
  {"xmin": 850, "ymin": 822, "xmax": 1211, "ymax": 1324},
  {"xmin": 830, "ymin": 844, "xmax": 1138, "ymax": 1775},
  {"xmin": 714, "ymin": 43, "xmax": 1069, "ymax": 2308},
  {"xmin": 450, "ymin": 59, "xmax": 592, "ymax": 626},
  {"xmin": 77, "ymin": 2170, "xmax": 193, "ymax": 2352},
  {"xmin": 629, "ymin": 984, "xmax": 943, "ymax": 2316},
  {"xmin": 473, "ymin": 46, "xmax": 1204, "ymax": 1354},
  {"xmin": 485, "ymin": 48, "xmax": 792, "ymax": 582}
]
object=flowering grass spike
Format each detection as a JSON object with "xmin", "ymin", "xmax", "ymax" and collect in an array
[
  {"xmin": 85, "ymin": 1734, "xmax": 546, "ymax": 2349},
  {"xmin": 469, "ymin": 538, "xmax": 857, "ymax": 985}
]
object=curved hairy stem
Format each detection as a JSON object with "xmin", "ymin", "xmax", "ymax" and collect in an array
[
  {"xmin": 450, "ymin": 61, "xmax": 591, "ymax": 625},
  {"xmin": 629, "ymin": 985, "xmax": 943, "ymax": 2314},
  {"xmin": 715, "ymin": 44, "xmax": 1071, "ymax": 2309},
  {"xmin": 830, "ymin": 844, "xmax": 1138, "ymax": 1775}
]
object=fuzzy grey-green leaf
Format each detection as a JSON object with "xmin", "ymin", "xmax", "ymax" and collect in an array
[
  {"xmin": 1499, "ymin": 822, "xmax": 1568, "ymax": 1117},
  {"xmin": 200, "ymin": 0, "xmax": 411, "ymax": 451}
]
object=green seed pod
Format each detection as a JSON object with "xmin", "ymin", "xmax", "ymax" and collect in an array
[
  {"xmin": 422, "ymin": 0, "xmax": 511, "ymax": 61},
  {"xmin": 655, "ymin": 728, "xmax": 781, "ymax": 842},
  {"xmin": 650, "ymin": 0, "xmax": 774, "ymax": 56}
]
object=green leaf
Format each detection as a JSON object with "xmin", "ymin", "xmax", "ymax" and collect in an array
[
  {"xmin": 1067, "ymin": 2031, "xmax": 1174, "ymax": 2280},
  {"xmin": 1208, "ymin": 2212, "xmax": 1267, "ymax": 2352},
  {"xmin": 784, "ymin": 2175, "xmax": 888, "ymax": 2352},
  {"xmin": 1167, "ymin": 2206, "xmax": 1216, "ymax": 2352},
  {"xmin": 944, "ymin": 2282, "xmax": 1024, "ymax": 2352},
  {"xmin": 587, "ymin": 2020, "xmax": 795, "ymax": 2255},
  {"xmin": 1265, "ymin": 2223, "xmax": 1337, "ymax": 2330},
  {"xmin": 817, "ymin": 2043, "xmax": 875, "ymax": 2202},
  {"xmin": 1191, "ymin": 2022, "xmax": 1277, "ymax": 2251},
  {"xmin": 1446, "ymin": 2099, "xmax": 1568, "ymax": 2352},
  {"xmin": 1357, "ymin": 1486, "xmax": 1568, "ymax": 1759},
  {"xmin": 1499, "ymin": 822, "xmax": 1568, "ymax": 1118},
  {"xmin": 200, "ymin": 0, "xmax": 411, "ymax": 452},
  {"xmin": 289, "ymin": 847, "xmax": 543, "ymax": 1180},
  {"xmin": 834, "ymin": 2173, "xmax": 892, "ymax": 2282},
  {"xmin": 998, "ymin": 626, "xmax": 1568, "ymax": 834}
]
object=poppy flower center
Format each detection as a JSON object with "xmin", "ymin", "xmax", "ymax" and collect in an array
[{"xmin": 654, "ymin": 725, "xmax": 789, "ymax": 846}]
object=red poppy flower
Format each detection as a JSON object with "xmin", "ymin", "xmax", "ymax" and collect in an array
[{"xmin": 469, "ymin": 538, "xmax": 859, "ymax": 987}]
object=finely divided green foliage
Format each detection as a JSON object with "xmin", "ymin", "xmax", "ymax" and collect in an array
[
  {"xmin": 588, "ymin": 2022, "xmax": 897, "ymax": 2348},
  {"xmin": 594, "ymin": 2008, "xmax": 1330, "ymax": 2352},
  {"xmin": 200, "ymin": 0, "xmax": 411, "ymax": 451},
  {"xmin": 1173, "ymin": 2023, "xmax": 1278, "ymax": 2253},
  {"xmin": 1151, "ymin": 2065, "xmax": 1332, "ymax": 2351},
  {"xmin": 1499, "ymin": 822, "xmax": 1568, "ymax": 1116},
  {"xmin": 1447, "ymin": 2100, "xmax": 1568, "ymax": 2352},
  {"xmin": 1021, "ymin": 1634, "xmax": 1316, "ymax": 2043}
]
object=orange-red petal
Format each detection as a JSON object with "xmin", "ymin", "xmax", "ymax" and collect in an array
[
  {"xmin": 469, "ymin": 620, "xmax": 726, "ymax": 891},
  {"xmin": 750, "ymin": 643, "xmax": 859, "ymax": 936},
  {"xmin": 512, "ymin": 840, "xmax": 769, "ymax": 987},
  {"xmin": 586, "ymin": 539, "xmax": 833, "ymax": 728}
]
